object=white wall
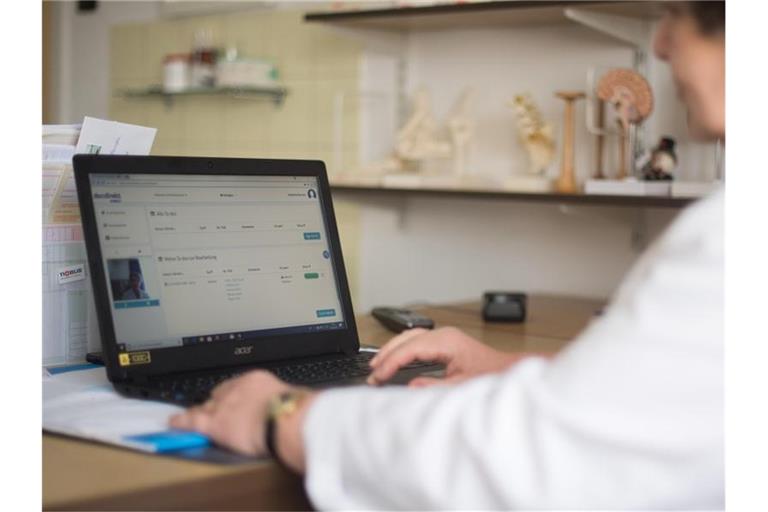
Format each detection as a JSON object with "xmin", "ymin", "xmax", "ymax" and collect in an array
[
  {"xmin": 341, "ymin": 19, "xmax": 715, "ymax": 313},
  {"xmin": 345, "ymin": 194, "xmax": 678, "ymax": 312}
]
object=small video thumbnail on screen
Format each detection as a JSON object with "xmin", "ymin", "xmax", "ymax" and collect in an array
[{"xmin": 108, "ymin": 258, "xmax": 150, "ymax": 302}]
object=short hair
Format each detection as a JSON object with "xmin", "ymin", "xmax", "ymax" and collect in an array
[{"xmin": 688, "ymin": 1, "xmax": 725, "ymax": 35}]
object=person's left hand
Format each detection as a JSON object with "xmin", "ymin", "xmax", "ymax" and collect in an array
[{"xmin": 169, "ymin": 371, "xmax": 301, "ymax": 458}]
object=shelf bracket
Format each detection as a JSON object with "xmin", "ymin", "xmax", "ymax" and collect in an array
[
  {"xmin": 630, "ymin": 209, "xmax": 649, "ymax": 252},
  {"xmin": 564, "ymin": 8, "xmax": 652, "ymax": 49}
]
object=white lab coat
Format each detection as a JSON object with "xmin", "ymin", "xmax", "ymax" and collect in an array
[{"xmin": 304, "ymin": 190, "xmax": 724, "ymax": 510}]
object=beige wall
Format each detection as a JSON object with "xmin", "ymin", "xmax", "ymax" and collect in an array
[
  {"xmin": 108, "ymin": 9, "xmax": 363, "ymax": 304},
  {"xmin": 109, "ymin": 9, "xmax": 360, "ymax": 166}
]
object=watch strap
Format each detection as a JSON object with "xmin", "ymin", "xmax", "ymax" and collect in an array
[
  {"xmin": 264, "ymin": 414, "xmax": 283, "ymax": 466},
  {"xmin": 264, "ymin": 390, "xmax": 308, "ymax": 466}
]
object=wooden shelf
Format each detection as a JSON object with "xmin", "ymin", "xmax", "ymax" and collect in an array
[
  {"xmin": 305, "ymin": 1, "xmax": 663, "ymax": 31},
  {"xmin": 118, "ymin": 85, "xmax": 288, "ymax": 106},
  {"xmin": 330, "ymin": 183, "xmax": 693, "ymax": 208}
]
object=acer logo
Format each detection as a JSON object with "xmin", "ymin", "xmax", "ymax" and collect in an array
[{"xmin": 234, "ymin": 346, "xmax": 254, "ymax": 356}]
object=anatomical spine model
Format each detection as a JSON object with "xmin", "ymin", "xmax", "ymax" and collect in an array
[
  {"xmin": 508, "ymin": 94, "xmax": 556, "ymax": 175},
  {"xmin": 371, "ymin": 88, "xmax": 475, "ymax": 177}
]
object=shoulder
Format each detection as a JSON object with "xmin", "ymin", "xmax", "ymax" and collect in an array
[
  {"xmin": 661, "ymin": 187, "xmax": 723, "ymax": 251},
  {"xmin": 609, "ymin": 187, "xmax": 723, "ymax": 316},
  {"xmin": 629, "ymin": 188, "xmax": 722, "ymax": 281}
]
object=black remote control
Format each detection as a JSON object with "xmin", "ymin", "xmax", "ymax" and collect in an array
[{"xmin": 371, "ymin": 307, "xmax": 435, "ymax": 333}]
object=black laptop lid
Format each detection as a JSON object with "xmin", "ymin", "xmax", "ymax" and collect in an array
[{"xmin": 74, "ymin": 155, "xmax": 360, "ymax": 382}]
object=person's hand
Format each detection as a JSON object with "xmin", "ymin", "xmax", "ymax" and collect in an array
[
  {"xmin": 169, "ymin": 371, "xmax": 316, "ymax": 473},
  {"xmin": 367, "ymin": 326, "xmax": 526, "ymax": 387}
]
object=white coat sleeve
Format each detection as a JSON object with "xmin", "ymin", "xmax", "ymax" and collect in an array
[{"xmin": 303, "ymin": 191, "xmax": 724, "ymax": 510}]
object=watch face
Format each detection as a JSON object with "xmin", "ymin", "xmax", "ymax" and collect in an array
[{"xmin": 270, "ymin": 391, "xmax": 305, "ymax": 418}]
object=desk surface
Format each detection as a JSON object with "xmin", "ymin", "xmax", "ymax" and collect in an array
[{"xmin": 43, "ymin": 294, "xmax": 604, "ymax": 511}]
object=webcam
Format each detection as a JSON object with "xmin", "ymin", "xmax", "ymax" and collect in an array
[{"xmin": 207, "ymin": 160, "xmax": 214, "ymax": 169}]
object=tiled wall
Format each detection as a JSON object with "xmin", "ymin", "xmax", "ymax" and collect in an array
[{"xmin": 108, "ymin": 8, "xmax": 362, "ymax": 304}]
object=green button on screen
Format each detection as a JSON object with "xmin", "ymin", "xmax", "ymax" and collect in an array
[{"xmin": 304, "ymin": 272, "xmax": 319, "ymax": 279}]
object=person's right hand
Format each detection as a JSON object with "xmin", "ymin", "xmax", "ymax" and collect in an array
[{"xmin": 367, "ymin": 327, "xmax": 526, "ymax": 387}]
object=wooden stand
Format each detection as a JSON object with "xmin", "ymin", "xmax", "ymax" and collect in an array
[
  {"xmin": 594, "ymin": 100, "xmax": 605, "ymax": 179},
  {"xmin": 555, "ymin": 91, "xmax": 585, "ymax": 194},
  {"xmin": 617, "ymin": 126, "xmax": 629, "ymax": 180}
]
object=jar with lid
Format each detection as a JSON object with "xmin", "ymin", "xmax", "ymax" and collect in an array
[{"xmin": 163, "ymin": 53, "xmax": 190, "ymax": 93}]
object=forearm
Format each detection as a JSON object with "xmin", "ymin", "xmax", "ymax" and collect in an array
[
  {"xmin": 302, "ymin": 370, "xmax": 533, "ymax": 509},
  {"xmin": 302, "ymin": 344, "xmax": 721, "ymax": 510},
  {"xmin": 275, "ymin": 347, "xmax": 546, "ymax": 474}
]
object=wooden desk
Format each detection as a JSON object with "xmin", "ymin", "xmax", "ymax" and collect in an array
[{"xmin": 43, "ymin": 294, "xmax": 604, "ymax": 511}]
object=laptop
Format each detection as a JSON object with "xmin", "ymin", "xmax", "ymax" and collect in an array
[{"xmin": 74, "ymin": 155, "xmax": 442, "ymax": 405}]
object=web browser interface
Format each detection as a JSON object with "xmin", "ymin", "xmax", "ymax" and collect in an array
[{"xmin": 90, "ymin": 173, "xmax": 346, "ymax": 351}]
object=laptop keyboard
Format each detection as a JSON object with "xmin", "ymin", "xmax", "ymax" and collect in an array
[
  {"xmin": 271, "ymin": 351, "xmax": 375, "ymax": 383},
  {"xmin": 150, "ymin": 352, "xmax": 434, "ymax": 404}
]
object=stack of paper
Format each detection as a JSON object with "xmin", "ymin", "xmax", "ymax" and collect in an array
[
  {"xmin": 43, "ymin": 365, "xmax": 257, "ymax": 463},
  {"xmin": 43, "ymin": 124, "xmax": 81, "ymax": 145},
  {"xmin": 42, "ymin": 117, "xmax": 157, "ymax": 365},
  {"xmin": 43, "ymin": 366, "xmax": 210, "ymax": 454},
  {"xmin": 42, "ymin": 124, "xmax": 81, "ymax": 166}
]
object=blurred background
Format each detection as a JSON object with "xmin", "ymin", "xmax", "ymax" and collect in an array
[{"xmin": 42, "ymin": 0, "xmax": 722, "ymax": 313}]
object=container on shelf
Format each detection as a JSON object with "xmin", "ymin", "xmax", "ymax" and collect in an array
[
  {"xmin": 162, "ymin": 53, "xmax": 190, "ymax": 93},
  {"xmin": 216, "ymin": 58, "xmax": 279, "ymax": 88},
  {"xmin": 190, "ymin": 29, "xmax": 218, "ymax": 88}
]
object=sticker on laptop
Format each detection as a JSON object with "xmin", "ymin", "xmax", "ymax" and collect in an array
[
  {"xmin": 118, "ymin": 351, "xmax": 152, "ymax": 366},
  {"xmin": 57, "ymin": 263, "xmax": 86, "ymax": 285}
]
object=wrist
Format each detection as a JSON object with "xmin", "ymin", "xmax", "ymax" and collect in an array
[{"xmin": 274, "ymin": 390, "xmax": 318, "ymax": 474}]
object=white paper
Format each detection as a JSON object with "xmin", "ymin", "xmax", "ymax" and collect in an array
[
  {"xmin": 42, "ymin": 117, "xmax": 155, "ymax": 366},
  {"xmin": 46, "ymin": 167, "xmax": 81, "ymax": 224},
  {"xmin": 43, "ymin": 124, "xmax": 81, "ymax": 146},
  {"xmin": 43, "ymin": 144, "xmax": 76, "ymax": 164},
  {"xmin": 75, "ymin": 116, "xmax": 156, "ymax": 156},
  {"xmin": 42, "ymin": 224, "xmax": 83, "ymax": 243},
  {"xmin": 42, "ymin": 240, "xmax": 90, "ymax": 365},
  {"xmin": 43, "ymin": 367, "xmax": 184, "ymax": 451},
  {"xmin": 42, "ymin": 166, "xmax": 64, "ymax": 221}
]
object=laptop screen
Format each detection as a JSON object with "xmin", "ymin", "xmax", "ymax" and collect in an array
[{"xmin": 89, "ymin": 173, "xmax": 346, "ymax": 352}]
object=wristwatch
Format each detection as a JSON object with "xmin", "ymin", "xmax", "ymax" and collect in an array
[{"xmin": 265, "ymin": 389, "xmax": 309, "ymax": 465}]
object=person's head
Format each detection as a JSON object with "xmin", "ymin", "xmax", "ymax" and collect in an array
[
  {"xmin": 653, "ymin": 1, "xmax": 725, "ymax": 140},
  {"xmin": 129, "ymin": 272, "xmax": 142, "ymax": 290}
]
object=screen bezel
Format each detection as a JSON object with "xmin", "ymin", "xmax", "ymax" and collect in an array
[{"xmin": 74, "ymin": 155, "xmax": 360, "ymax": 381}]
